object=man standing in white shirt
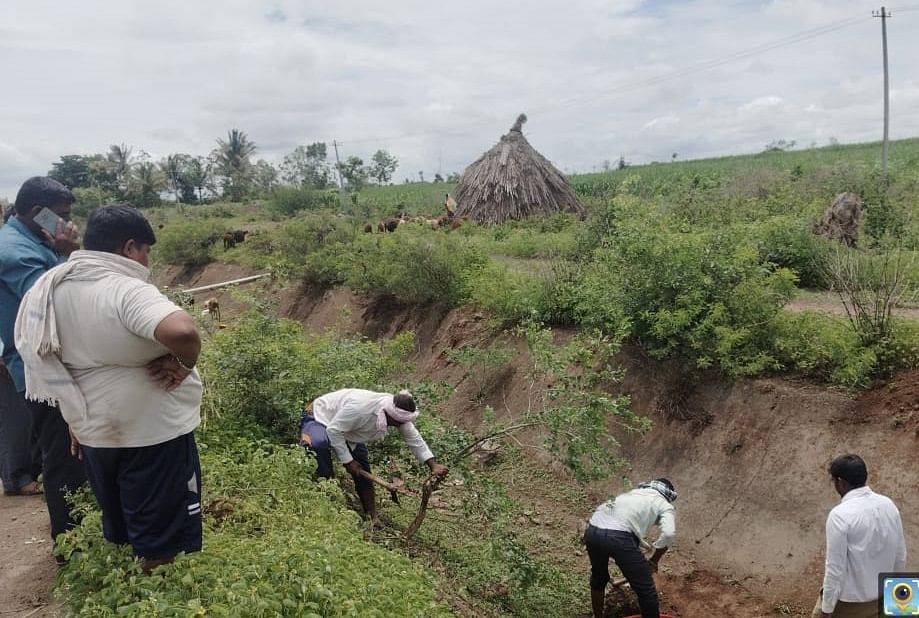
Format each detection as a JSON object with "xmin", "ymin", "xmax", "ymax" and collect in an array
[
  {"xmin": 583, "ymin": 479, "xmax": 677, "ymax": 618},
  {"xmin": 299, "ymin": 388, "xmax": 448, "ymax": 523},
  {"xmin": 16, "ymin": 205, "xmax": 204, "ymax": 573},
  {"xmin": 814, "ymin": 454, "xmax": 908, "ymax": 618}
]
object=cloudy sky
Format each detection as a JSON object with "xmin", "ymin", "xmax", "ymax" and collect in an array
[{"xmin": 1, "ymin": 0, "xmax": 917, "ymax": 200}]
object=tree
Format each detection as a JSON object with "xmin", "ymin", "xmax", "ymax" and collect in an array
[
  {"xmin": 369, "ymin": 149, "xmax": 398, "ymax": 184},
  {"xmin": 214, "ymin": 129, "xmax": 257, "ymax": 201},
  {"xmin": 336, "ymin": 156, "xmax": 368, "ymax": 190},
  {"xmin": 107, "ymin": 144, "xmax": 135, "ymax": 198},
  {"xmin": 160, "ymin": 154, "xmax": 192, "ymax": 203},
  {"xmin": 418, "ymin": 170, "xmax": 424, "ymax": 183},
  {"xmin": 280, "ymin": 142, "xmax": 331, "ymax": 189},
  {"xmin": 49, "ymin": 155, "xmax": 93, "ymax": 189},
  {"xmin": 601, "ymin": 160, "xmax": 611, "ymax": 172},
  {"xmin": 127, "ymin": 161, "xmax": 166, "ymax": 208},
  {"xmin": 446, "ymin": 172, "xmax": 461, "ymax": 183},
  {"xmin": 617, "ymin": 155, "xmax": 628, "ymax": 170},
  {"xmin": 433, "ymin": 173, "xmax": 444, "ymax": 183},
  {"xmin": 179, "ymin": 156, "xmax": 212, "ymax": 203},
  {"xmin": 252, "ymin": 159, "xmax": 279, "ymax": 196},
  {"xmin": 763, "ymin": 139, "xmax": 796, "ymax": 152}
]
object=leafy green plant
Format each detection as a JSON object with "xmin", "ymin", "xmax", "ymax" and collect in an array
[
  {"xmin": 201, "ymin": 307, "xmax": 414, "ymax": 440},
  {"xmin": 447, "ymin": 344, "xmax": 514, "ymax": 402},
  {"xmin": 55, "ymin": 441, "xmax": 451, "ymax": 617},
  {"xmin": 269, "ymin": 186, "xmax": 333, "ymax": 216},
  {"xmin": 154, "ymin": 219, "xmax": 220, "ymax": 266},
  {"xmin": 345, "ymin": 230, "xmax": 486, "ymax": 305},
  {"xmin": 575, "ymin": 221, "xmax": 798, "ymax": 377}
]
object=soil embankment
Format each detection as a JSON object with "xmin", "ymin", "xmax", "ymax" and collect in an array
[{"xmin": 155, "ymin": 266, "xmax": 919, "ymax": 615}]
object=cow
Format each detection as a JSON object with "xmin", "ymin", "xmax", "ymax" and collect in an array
[
  {"xmin": 223, "ymin": 229, "xmax": 249, "ymax": 250},
  {"xmin": 378, "ymin": 213, "xmax": 407, "ymax": 233}
]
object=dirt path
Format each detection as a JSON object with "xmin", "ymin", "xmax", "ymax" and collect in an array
[
  {"xmin": 0, "ymin": 494, "xmax": 59, "ymax": 617},
  {"xmin": 784, "ymin": 291, "xmax": 919, "ymax": 320}
]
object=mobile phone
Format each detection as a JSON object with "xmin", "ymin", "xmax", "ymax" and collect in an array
[{"xmin": 33, "ymin": 207, "xmax": 62, "ymax": 236}]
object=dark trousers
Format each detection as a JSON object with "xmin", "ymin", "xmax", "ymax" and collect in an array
[
  {"xmin": 0, "ymin": 372, "xmax": 40, "ymax": 492},
  {"xmin": 584, "ymin": 524, "xmax": 659, "ymax": 618},
  {"xmin": 299, "ymin": 412, "xmax": 372, "ymax": 493},
  {"xmin": 27, "ymin": 399, "xmax": 87, "ymax": 539},
  {"xmin": 81, "ymin": 432, "xmax": 202, "ymax": 560}
]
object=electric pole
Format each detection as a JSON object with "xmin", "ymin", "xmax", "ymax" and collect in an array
[
  {"xmin": 332, "ymin": 139, "xmax": 344, "ymax": 189},
  {"xmin": 332, "ymin": 139, "xmax": 346, "ymax": 208},
  {"xmin": 873, "ymin": 6, "xmax": 891, "ymax": 176}
]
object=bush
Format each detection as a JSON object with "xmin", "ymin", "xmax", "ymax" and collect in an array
[
  {"xmin": 752, "ymin": 216, "xmax": 832, "ymax": 288},
  {"xmin": 154, "ymin": 219, "xmax": 220, "ymax": 267},
  {"xmin": 345, "ymin": 229, "xmax": 486, "ymax": 305},
  {"xmin": 770, "ymin": 311, "xmax": 877, "ymax": 387},
  {"xmin": 201, "ymin": 308, "xmax": 414, "ymax": 440},
  {"xmin": 575, "ymin": 222, "xmax": 798, "ymax": 376},
  {"xmin": 269, "ymin": 187, "xmax": 332, "ymax": 216},
  {"xmin": 71, "ymin": 187, "xmax": 105, "ymax": 220},
  {"xmin": 465, "ymin": 263, "xmax": 550, "ymax": 324}
]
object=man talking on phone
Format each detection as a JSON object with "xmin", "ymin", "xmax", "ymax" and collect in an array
[{"xmin": 0, "ymin": 176, "xmax": 86, "ymax": 560}]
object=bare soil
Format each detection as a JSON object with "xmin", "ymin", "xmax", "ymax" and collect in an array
[
  {"xmin": 785, "ymin": 290, "xmax": 919, "ymax": 320},
  {"xmin": 0, "ymin": 494, "xmax": 59, "ymax": 617}
]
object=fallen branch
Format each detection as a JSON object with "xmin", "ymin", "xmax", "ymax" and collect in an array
[
  {"xmin": 448, "ymin": 421, "xmax": 542, "ymax": 464},
  {"xmin": 403, "ymin": 474, "xmax": 446, "ymax": 539}
]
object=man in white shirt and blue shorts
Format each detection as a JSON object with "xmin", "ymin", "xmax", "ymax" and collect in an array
[
  {"xmin": 299, "ymin": 388, "xmax": 448, "ymax": 523},
  {"xmin": 583, "ymin": 478, "xmax": 677, "ymax": 618},
  {"xmin": 16, "ymin": 205, "xmax": 204, "ymax": 573}
]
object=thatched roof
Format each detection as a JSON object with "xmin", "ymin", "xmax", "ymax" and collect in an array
[{"xmin": 454, "ymin": 114, "xmax": 586, "ymax": 224}]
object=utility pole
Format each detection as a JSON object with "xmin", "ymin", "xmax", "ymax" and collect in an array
[
  {"xmin": 873, "ymin": 6, "xmax": 891, "ymax": 176},
  {"xmin": 332, "ymin": 139, "xmax": 346, "ymax": 208}
]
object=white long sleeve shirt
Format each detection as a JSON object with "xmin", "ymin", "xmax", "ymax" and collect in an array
[
  {"xmin": 311, "ymin": 388, "xmax": 434, "ymax": 466},
  {"xmin": 821, "ymin": 486, "xmax": 908, "ymax": 613},
  {"xmin": 589, "ymin": 487, "xmax": 676, "ymax": 550}
]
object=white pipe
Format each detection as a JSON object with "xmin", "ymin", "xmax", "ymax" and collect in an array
[{"xmin": 176, "ymin": 273, "xmax": 272, "ymax": 295}]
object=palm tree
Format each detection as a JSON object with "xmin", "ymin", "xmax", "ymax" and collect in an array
[
  {"xmin": 215, "ymin": 129, "xmax": 257, "ymax": 201},
  {"xmin": 128, "ymin": 162, "xmax": 166, "ymax": 208},
  {"xmin": 107, "ymin": 143, "xmax": 134, "ymax": 197},
  {"xmin": 160, "ymin": 154, "xmax": 188, "ymax": 203}
]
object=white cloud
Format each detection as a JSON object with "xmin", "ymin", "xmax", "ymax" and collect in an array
[{"xmin": 0, "ymin": 0, "xmax": 917, "ymax": 199}]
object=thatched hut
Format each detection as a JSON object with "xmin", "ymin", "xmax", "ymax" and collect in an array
[{"xmin": 453, "ymin": 114, "xmax": 586, "ymax": 224}]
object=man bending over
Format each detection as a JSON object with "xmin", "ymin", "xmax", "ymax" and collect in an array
[{"xmin": 300, "ymin": 388, "xmax": 448, "ymax": 523}]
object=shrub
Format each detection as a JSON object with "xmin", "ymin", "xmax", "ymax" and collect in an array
[
  {"xmin": 770, "ymin": 311, "xmax": 877, "ymax": 387},
  {"xmin": 752, "ymin": 216, "xmax": 832, "ymax": 288},
  {"xmin": 70, "ymin": 187, "xmax": 105, "ymax": 220},
  {"xmin": 345, "ymin": 229, "xmax": 486, "ymax": 305},
  {"xmin": 201, "ymin": 308, "xmax": 413, "ymax": 440},
  {"xmin": 269, "ymin": 187, "xmax": 329, "ymax": 216},
  {"xmin": 575, "ymin": 223, "xmax": 798, "ymax": 376},
  {"xmin": 154, "ymin": 219, "xmax": 219, "ymax": 266}
]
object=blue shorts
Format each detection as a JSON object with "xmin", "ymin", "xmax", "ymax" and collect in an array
[
  {"xmin": 299, "ymin": 412, "xmax": 372, "ymax": 493},
  {"xmin": 81, "ymin": 431, "xmax": 202, "ymax": 560}
]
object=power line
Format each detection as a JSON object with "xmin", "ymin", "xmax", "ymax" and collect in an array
[
  {"xmin": 319, "ymin": 9, "xmax": 904, "ymax": 147},
  {"xmin": 531, "ymin": 15, "xmax": 871, "ymax": 116}
]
